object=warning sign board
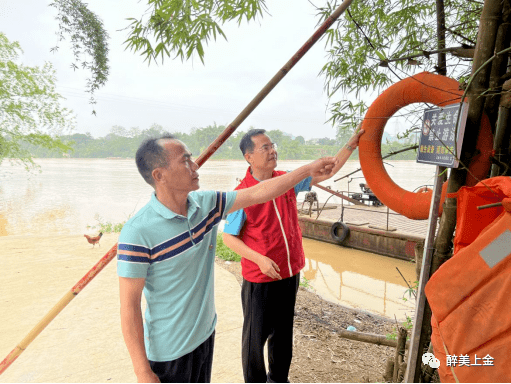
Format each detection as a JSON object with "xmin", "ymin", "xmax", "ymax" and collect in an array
[{"xmin": 416, "ymin": 103, "xmax": 468, "ymax": 168}]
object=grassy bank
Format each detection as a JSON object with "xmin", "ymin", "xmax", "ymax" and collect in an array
[{"xmin": 216, "ymin": 234, "xmax": 241, "ymax": 262}]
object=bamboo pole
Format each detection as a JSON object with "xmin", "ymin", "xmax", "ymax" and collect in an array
[
  {"xmin": 404, "ymin": 167, "xmax": 444, "ymax": 383},
  {"xmin": 0, "ymin": 244, "xmax": 118, "ymax": 375},
  {"xmin": 336, "ymin": 328, "xmax": 410, "ymax": 349},
  {"xmin": 436, "ymin": 0, "xmax": 447, "ymax": 76},
  {"xmin": 194, "ymin": 0, "xmax": 355, "ymax": 167},
  {"xmin": 485, "ymin": 0, "xmax": 511, "ymax": 127},
  {"xmin": 384, "ymin": 359, "xmax": 395, "ymax": 382},
  {"xmin": 402, "ymin": 2, "xmax": 446, "ymax": 373},
  {"xmin": 398, "ymin": 363, "xmax": 407, "ymax": 382},
  {"xmin": 490, "ymin": 1, "xmax": 511, "ymax": 176},
  {"xmin": 393, "ymin": 327, "xmax": 408, "ymax": 382}
]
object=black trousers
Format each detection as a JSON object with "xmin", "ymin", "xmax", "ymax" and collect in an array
[
  {"xmin": 241, "ymin": 273, "xmax": 300, "ymax": 383},
  {"xmin": 149, "ymin": 330, "xmax": 215, "ymax": 383}
]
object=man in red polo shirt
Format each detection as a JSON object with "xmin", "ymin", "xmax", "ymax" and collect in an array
[{"xmin": 223, "ymin": 128, "xmax": 363, "ymax": 383}]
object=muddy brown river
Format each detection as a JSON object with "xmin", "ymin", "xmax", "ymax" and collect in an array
[{"xmin": 1, "ymin": 158, "xmax": 425, "ymax": 319}]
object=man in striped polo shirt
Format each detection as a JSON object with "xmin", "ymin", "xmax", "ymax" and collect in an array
[{"xmin": 117, "ymin": 134, "xmax": 338, "ymax": 383}]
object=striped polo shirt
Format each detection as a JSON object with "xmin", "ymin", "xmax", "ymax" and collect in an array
[{"xmin": 117, "ymin": 190, "xmax": 237, "ymax": 362}]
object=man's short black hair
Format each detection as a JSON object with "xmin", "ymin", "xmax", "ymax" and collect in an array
[
  {"xmin": 136, "ymin": 134, "xmax": 175, "ymax": 186},
  {"xmin": 239, "ymin": 129, "xmax": 267, "ymax": 155}
]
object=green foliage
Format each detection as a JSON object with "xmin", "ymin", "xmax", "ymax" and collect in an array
[
  {"xmin": 50, "ymin": 0, "xmax": 110, "ymax": 111},
  {"xmin": 316, "ymin": 0, "xmax": 480, "ymax": 135},
  {"xmin": 52, "ymin": 0, "xmax": 483, "ymax": 142},
  {"xmin": 403, "ymin": 314, "xmax": 414, "ymax": 331},
  {"xmin": 387, "ymin": 280, "xmax": 417, "ymax": 341},
  {"xmin": 120, "ymin": 0, "xmax": 480, "ymax": 137},
  {"xmin": 299, "ymin": 276, "xmax": 312, "ymax": 289},
  {"xmin": 216, "ymin": 233, "xmax": 241, "ymax": 261},
  {"xmin": 386, "ymin": 315, "xmax": 414, "ymax": 341},
  {"xmin": 23, "ymin": 122, "xmax": 420, "ymax": 160},
  {"xmin": 381, "ymin": 135, "xmax": 419, "ymax": 160},
  {"xmin": 124, "ymin": 0, "xmax": 267, "ymax": 64},
  {"xmin": 87, "ymin": 214, "xmax": 128, "ymax": 233},
  {"xmin": 0, "ymin": 32, "xmax": 75, "ymax": 169},
  {"xmin": 402, "ymin": 280, "xmax": 419, "ymax": 303}
]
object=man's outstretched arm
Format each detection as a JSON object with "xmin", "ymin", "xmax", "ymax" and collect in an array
[
  {"xmin": 311, "ymin": 128, "xmax": 364, "ymax": 185},
  {"xmin": 228, "ymin": 156, "xmax": 338, "ymax": 214}
]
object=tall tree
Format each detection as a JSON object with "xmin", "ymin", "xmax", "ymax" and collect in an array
[{"xmin": 0, "ymin": 32, "xmax": 74, "ymax": 169}]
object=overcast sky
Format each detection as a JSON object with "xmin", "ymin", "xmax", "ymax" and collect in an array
[{"xmin": 0, "ymin": 0, "xmax": 377, "ymax": 140}]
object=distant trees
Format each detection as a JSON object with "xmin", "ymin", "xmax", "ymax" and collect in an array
[
  {"xmin": 22, "ymin": 123, "xmax": 419, "ymax": 161},
  {"xmin": 311, "ymin": 137, "xmax": 338, "ymax": 146}
]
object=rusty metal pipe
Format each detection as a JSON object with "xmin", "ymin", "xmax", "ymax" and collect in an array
[
  {"xmin": 313, "ymin": 183, "xmax": 364, "ymax": 205},
  {"xmin": 195, "ymin": 0, "xmax": 355, "ymax": 167},
  {"xmin": 477, "ymin": 201, "xmax": 503, "ymax": 210}
]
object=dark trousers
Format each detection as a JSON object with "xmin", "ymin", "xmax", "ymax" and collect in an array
[
  {"xmin": 241, "ymin": 273, "xmax": 300, "ymax": 383},
  {"xmin": 149, "ymin": 330, "xmax": 215, "ymax": 383}
]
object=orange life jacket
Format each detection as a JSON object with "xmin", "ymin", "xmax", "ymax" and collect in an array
[
  {"xmin": 425, "ymin": 177, "xmax": 511, "ymax": 383},
  {"xmin": 453, "ymin": 176, "xmax": 511, "ymax": 254}
]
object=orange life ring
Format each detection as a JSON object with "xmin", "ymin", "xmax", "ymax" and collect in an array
[{"xmin": 359, "ymin": 72, "xmax": 494, "ymax": 220}]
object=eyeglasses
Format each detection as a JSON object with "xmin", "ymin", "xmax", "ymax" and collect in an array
[{"xmin": 255, "ymin": 143, "xmax": 278, "ymax": 153}]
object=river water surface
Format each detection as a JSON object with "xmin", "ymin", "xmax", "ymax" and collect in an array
[{"xmin": 0, "ymin": 158, "xmax": 435, "ymax": 319}]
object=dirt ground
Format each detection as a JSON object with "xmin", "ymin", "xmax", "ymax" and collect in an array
[{"xmin": 216, "ymin": 257, "xmax": 401, "ymax": 383}]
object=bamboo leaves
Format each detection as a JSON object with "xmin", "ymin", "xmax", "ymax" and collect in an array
[
  {"xmin": 124, "ymin": 0, "xmax": 266, "ymax": 64},
  {"xmin": 50, "ymin": 0, "xmax": 110, "ymax": 113},
  {"xmin": 317, "ymin": 0, "xmax": 481, "ymax": 135}
]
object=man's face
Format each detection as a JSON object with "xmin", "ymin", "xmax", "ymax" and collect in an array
[
  {"xmin": 157, "ymin": 139, "xmax": 200, "ymax": 193},
  {"xmin": 245, "ymin": 134, "xmax": 278, "ymax": 172}
]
